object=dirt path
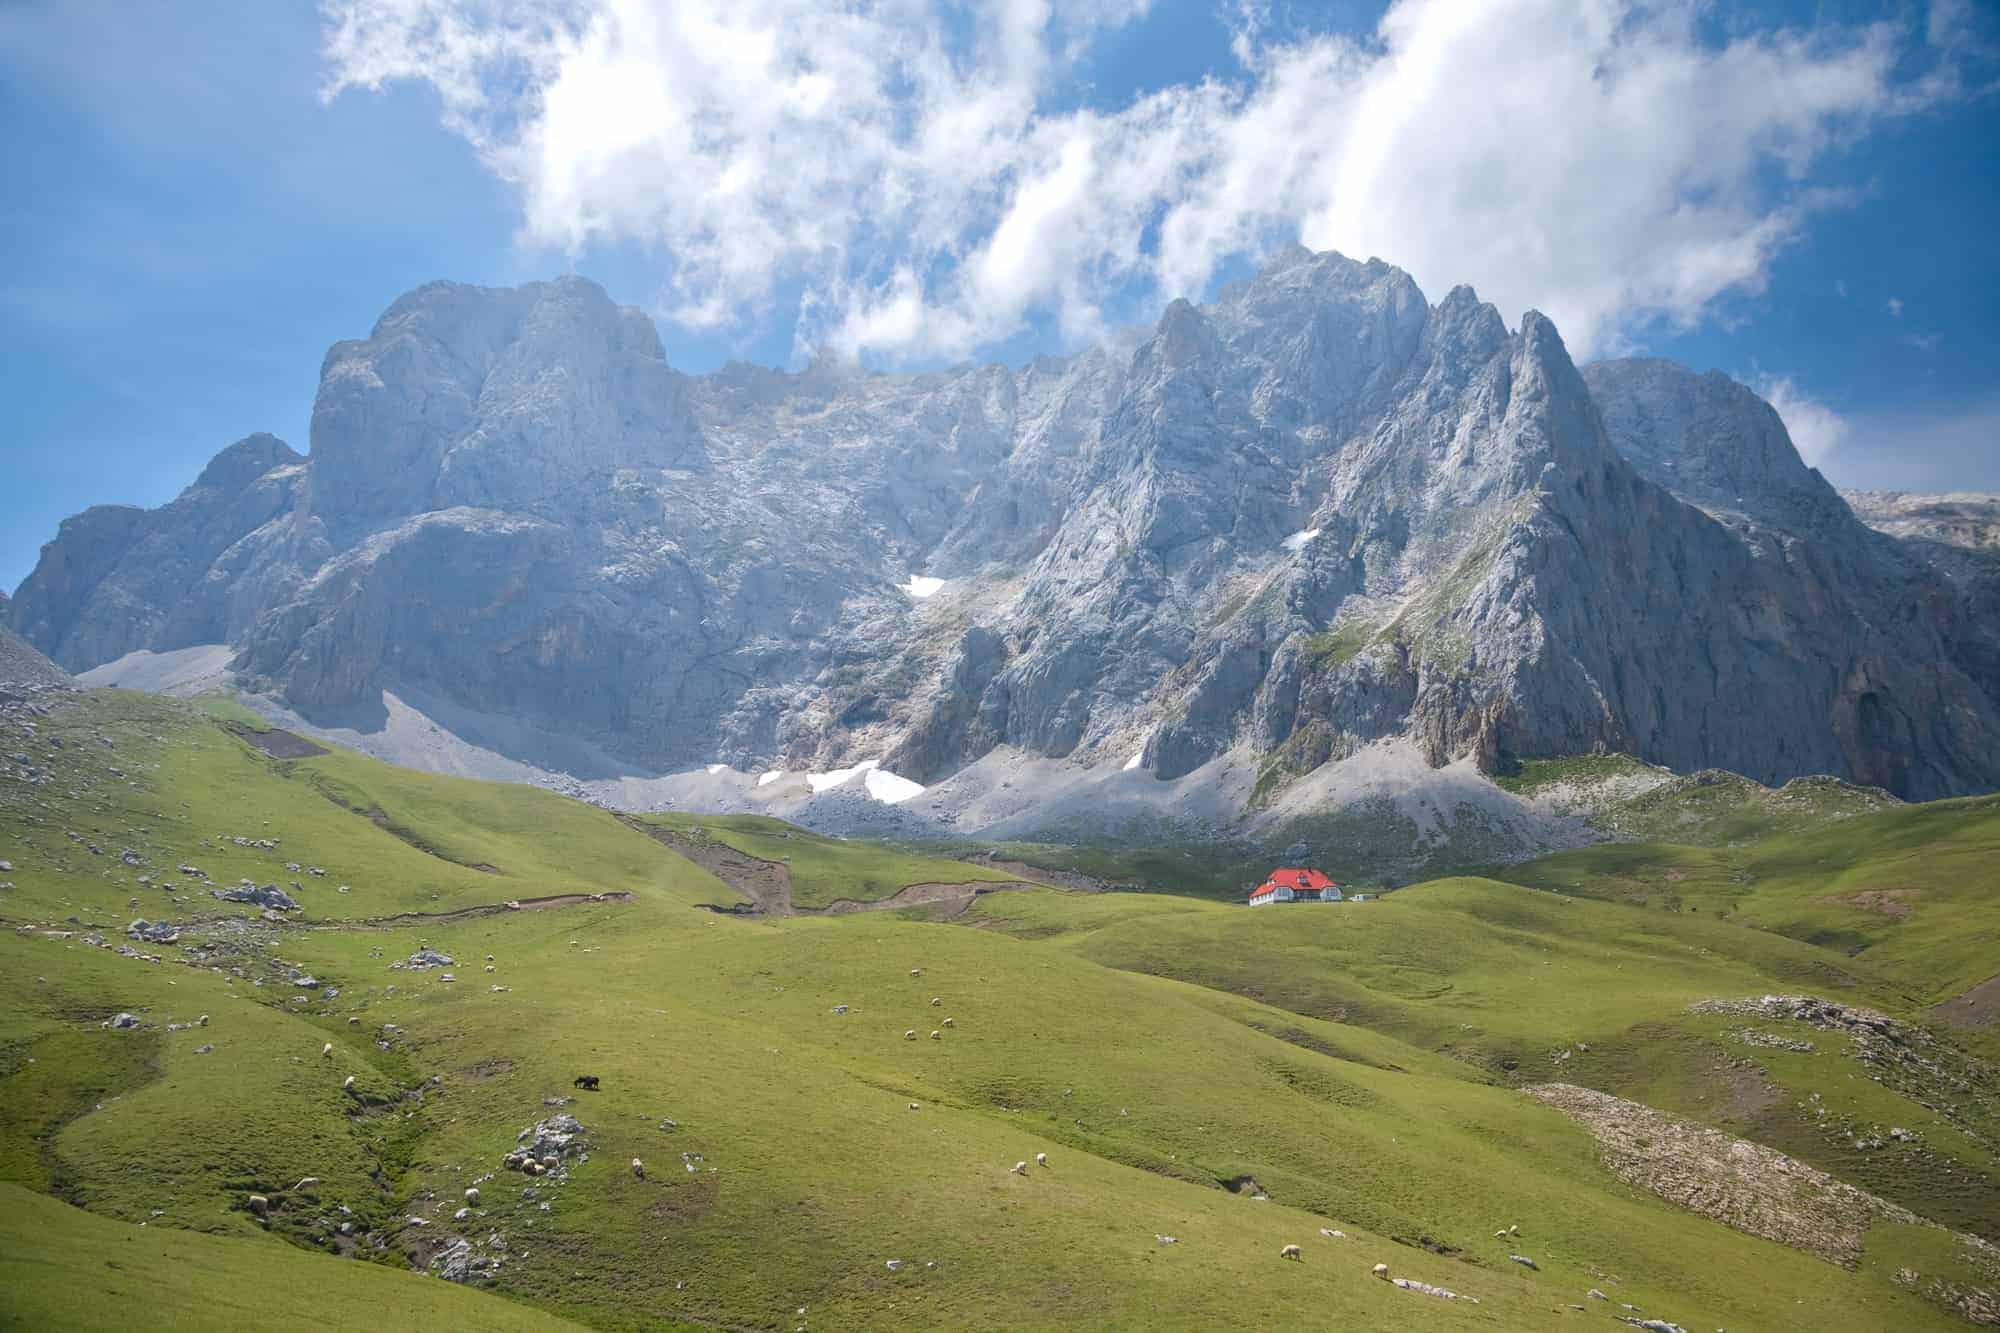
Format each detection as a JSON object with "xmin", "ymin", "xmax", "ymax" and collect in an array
[
  {"xmin": 816, "ymin": 880, "xmax": 1036, "ymax": 917},
  {"xmin": 952, "ymin": 856, "xmax": 1115, "ymax": 893},
  {"xmin": 357, "ymin": 891, "xmax": 634, "ymax": 927}
]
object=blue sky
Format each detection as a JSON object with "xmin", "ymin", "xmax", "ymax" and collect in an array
[{"xmin": 3, "ymin": 0, "xmax": 1997, "ymax": 594}]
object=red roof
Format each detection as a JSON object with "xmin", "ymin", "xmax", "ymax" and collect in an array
[{"xmin": 1249, "ymin": 867, "xmax": 1338, "ymax": 900}]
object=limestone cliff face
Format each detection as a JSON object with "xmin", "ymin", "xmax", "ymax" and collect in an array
[
  {"xmin": 11, "ymin": 252, "xmax": 2000, "ymax": 804},
  {"xmin": 8, "ymin": 433, "xmax": 305, "ymax": 671}
]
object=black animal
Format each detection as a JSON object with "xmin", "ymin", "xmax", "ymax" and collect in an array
[{"xmin": 573, "ymin": 1074, "xmax": 600, "ymax": 1091}]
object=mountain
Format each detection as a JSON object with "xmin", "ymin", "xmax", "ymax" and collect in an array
[{"xmin": 10, "ymin": 251, "xmax": 2000, "ymax": 825}]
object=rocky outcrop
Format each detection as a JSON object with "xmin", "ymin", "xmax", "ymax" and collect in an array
[
  {"xmin": 0, "ymin": 623, "xmax": 72, "ymax": 695},
  {"xmin": 11, "ymin": 250, "xmax": 2000, "ymax": 813},
  {"xmin": 7, "ymin": 433, "xmax": 305, "ymax": 671}
]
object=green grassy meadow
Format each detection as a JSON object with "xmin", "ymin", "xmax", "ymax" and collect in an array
[{"xmin": 3, "ymin": 688, "xmax": 1997, "ymax": 1329}]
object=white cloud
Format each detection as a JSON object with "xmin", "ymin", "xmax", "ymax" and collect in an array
[
  {"xmin": 321, "ymin": 0, "xmax": 1969, "ymax": 363},
  {"xmin": 1754, "ymin": 374, "xmax": 1852, "ymax": 467},
  {"xmin": 1887, "ymin": 296, "xmax": 1906, "ymax": 317}
]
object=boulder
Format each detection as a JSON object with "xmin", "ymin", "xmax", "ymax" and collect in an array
[{"xmin": 211, "ymin": 884, "xmax": 300, "ymax": 912}]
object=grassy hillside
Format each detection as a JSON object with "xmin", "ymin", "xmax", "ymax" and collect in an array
[
  {"xmin": 640, "ymin": 811, "xmax": 1023, "ymax": 908},
  {"xmin": 0, "ymin": 1181, "xmax": 600, "ymax": 1331},
  {"xmin": 1492, "ymin": 792, "xmax": 2000, "ymax": 1006},
  {"xmin": 3, "ymin": 686, "xmax": 1997, "ymax": 1329}
]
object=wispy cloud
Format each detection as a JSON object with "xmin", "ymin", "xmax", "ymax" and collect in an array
[
  {"xmin": 1754, "ymin": 374, "xmax": 1853, "ymax": 468},
  {"xmin": 320, "ymin": 0, "xmax": 1976, "ymax": 364}
]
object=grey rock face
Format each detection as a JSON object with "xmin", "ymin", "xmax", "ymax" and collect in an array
[
  {"xmin": 12, "ymin": 251, "xmax": 2000, "ymax": 809},
  {"xmin": 7, "ymin": 433, "xmax": 305, "ymax": 671}
]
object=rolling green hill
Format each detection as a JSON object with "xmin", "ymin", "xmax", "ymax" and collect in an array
[{"xmin": 3, "ymin": 689, "xmax": 1997, "ymax": 1329}]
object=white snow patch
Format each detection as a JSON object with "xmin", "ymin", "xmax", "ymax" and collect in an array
[
  {"xmin": 706, "ymin": 763, "xmax": 727, "ymax": 775},
  {"xmin": 801, "ymin": 759, "xmax": 925, "ymax": 805},
  {"xmin": 757, "ymin": 770, "xmax": 785, "ymax": 787},
  {"xmin": 1123, "ymin": 751, "xmax": 1144, "ymax": 771},
  {"xmin": 808, "ymin": 760, "xmax": 878, "ymax": 793},
  {"xmin": 1281, "ymin": 528, "xmax": 1322, "ymax": 553},
  {"xmin": 902, "ymin": 575, "xmax": 946, "ymax": 599},
  {"xmin": 863, "ymin": 768, "xmax": 925, "ymax": 805}
]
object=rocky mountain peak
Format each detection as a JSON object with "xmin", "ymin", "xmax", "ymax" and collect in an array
[
  {"xmin": 192, "ymin": 432, "xmax": 303, "ymax": 494},
  {"xmin": 1580, "ymin": 358, "xmax": 1848, "ymax": 533},
  {"xmin": 14, "ymin": 247, "xmax": 2000, "ymax": 816}
]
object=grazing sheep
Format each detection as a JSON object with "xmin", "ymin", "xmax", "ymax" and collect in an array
[
  {"xmin": 246, "ymin": 1194, "xmax": 269, "ymax": 1215},
  {"xmin": 1280, "ymin": 1244, "xmax": 1302, "ymax": 1261},
  {"xmin": 465, "ymin": 1187, "xmax": 480, "ymax": 1204},
  {"xmin": 942, "ymin": 1017, "xmax": 955, "ymax": 1028},
  {"xmin": 908, "ymin": 1102, "xmax": 921, "ymax": 1111},
  {"xmin": 1010, "ymin": 1161, "xmax": 1028, "ymax": 1175},
  {"xmin": 320, "ymin": 1042, "xmax": 333, "ymax": 1059},
  {"xmin": 1372, "ymin": 1263, "xmax": 1390, "ymax": 1279},
  {"xmin": 930, "ymin": 997, "xmax": 942, "ymax": 1007},
  {"xmin": 904, "ymin": 1029, "xmax": 917, "ymax": 1041},
  {"xmin": 342, "ymin": 1075, "xmax": 356, "ymax": 1091},
  {"xmin": 292, "ymin": 1177, "xmax": 320, "ymax": 1195},
  {"xmin": 347, "ymin": 1016, "xmax": 361, "ymax": 1027},
  {"xmin": 631, "ymin": 1158, "xmax": 645, "ymax": 1180},
  {"xmin": 1035, "ymin": 1153, "xmax": 1048, "ymax": 1167},
  {"xmin": 930, "ymin": 1030, "xmax": 942, "ymax": 1040},
  {"xmin": 909, "ymin": 968, "xmax": 922, "ymax": 977}
]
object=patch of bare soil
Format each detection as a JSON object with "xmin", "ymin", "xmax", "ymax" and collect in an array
[
  {"xmin": 1526, "ymin": 1082, "xmax": 1918, "ymax": 1266},
  {"xmin": 618, "ymin": 818, "xmax": 795, "ymax": 915},
  {"xmin": 1934, "ymin": 975, "xmax": 2000, "ymax": 1032},
  {"xmin": 1822, "ymin": 888, "xmax": 1920, "ymax": 918},
  {"xmin": 223, "ymin": 722, "xmax": 328, "ymax": 759}
]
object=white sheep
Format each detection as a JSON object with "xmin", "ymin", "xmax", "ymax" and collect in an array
[
  {"xmin": 942, "ymin": 1017, "xmax": 955, "ymax": 1028},
  {"xmin": 930, "ymin": 1029, "xmax": 942, "ymax": 1040},
  {"xmin": 465, "ymin": 1187, "xmax": 480, "ymax": 1204},
  {"xmin": 631, "ymin": 1158, "xmax": 645, "ymax": 1180},
  {"xmin": 904, "ymin": 1029, "xmax": 917, "ymax": 1041},
  {"xmin": 930, "ymin": 997, "xmax": 942, "ymax": 1006},
  {"xmin": 347, "ymin": 1016, "xmax": 360, "ymax": 1027},
  {"xmin": 909, "ymin": 968, "xmax": 922, "ymax": 977},
  {"xmin": 320, "ymin": 1042, "xmax": 333, "ymax": 1059},
  {"xmin": 342, "ymin": 1075, "xmax": 356, "ymax": 1090},
  {"xmin": 1371, "ymin": 1263, "xmax": 1390, "ymax": 1279},
  {"xmin": 1010, "ymin": 1161, "xmax": 1028, "ymax": 1175},
  {"xmin": 908, "ymin": 1102, "xmax": 921, "ymax": 1111},
  {"xmin": 1035, "ymin": 1153, "xmax": 1048, "ymax": 1167},
  {"xmin": 1280, "ymin": 1244, "xmax": 1302, "ymax": 1261}
]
